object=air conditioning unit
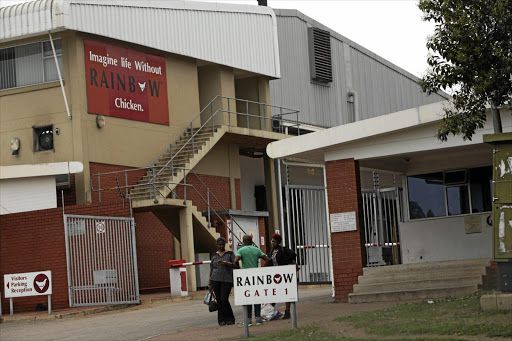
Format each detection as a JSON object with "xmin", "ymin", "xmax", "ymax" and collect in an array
[{"xmin": 56, "ymin": 173, "xmax": 71, "ymax": 189}]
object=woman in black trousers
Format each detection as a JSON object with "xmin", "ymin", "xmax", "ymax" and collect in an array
[{"xmin": 209, "ymin": 237, "xmax": 236, "ymax": 326}]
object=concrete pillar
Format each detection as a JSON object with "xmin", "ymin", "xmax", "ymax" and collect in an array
[
  {"xmin": 257, "ymin": 77, "xmax": 271, "ymax": 132},
  {"xmin": 179, "ymin": 205, "xmax": 197, "ymax": 291},
  {"xmin": 264, "ymin": 154, "xmax": 279, "ymax": 245},
  {"xmin": 228, "ymin": 144, "xmax": 240, "ymax": 209},
  {"xmin": 325, "ymin": 158, "xmax": 365, "ymax": 302},
  {"xmin": 173, "ymin": 236, "xmax": 181, "ymax": 260},
  {"xmin": 198, "ymin": 65, "xmax": 236, "ymax": 127}
]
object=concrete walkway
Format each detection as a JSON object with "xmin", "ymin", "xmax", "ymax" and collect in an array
[{"xmin": 2, "ymin": 286, "xmax": 374, "ymax": 341}]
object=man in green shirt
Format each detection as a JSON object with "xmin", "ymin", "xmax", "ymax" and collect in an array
[{"xmin": 234, "ymin": 234, "xmax": 270, "ymax": 326}]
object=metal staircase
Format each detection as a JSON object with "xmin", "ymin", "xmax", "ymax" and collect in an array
[{"xmin": 90, "ymin": 96, "xmax": 301, "ymax": 251}]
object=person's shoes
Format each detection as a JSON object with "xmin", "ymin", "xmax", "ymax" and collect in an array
[
  {"xmin": 283, "ymin": 310, "xmax": 290, "ymax": 320},
  {"xmin": 219, "ymin": 321, "xmax": 226, "ymax": 326},
  {"xmin": 255, "ymin": 317, "xmax": 263, "ymax": 325},
  {"xmin": 226, "ymin": 321, "xmax": 235, "ymax": 325},
  {"xmin": 238, "ymin": 322, "xmax": 252, "ymax": 328}
]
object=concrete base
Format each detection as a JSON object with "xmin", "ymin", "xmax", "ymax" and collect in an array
[{"xmin": 480, "ymin": 293, "xmax": 512, "ymax": 311}]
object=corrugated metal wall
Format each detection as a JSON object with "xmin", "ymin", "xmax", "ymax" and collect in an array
[
  {"xmin": 270, "ymin": 14, "xmax": 447, "ymax": 128},
  {"xmin": 0, "ymin": 0, "xmax": 280, "ymax": 78}
]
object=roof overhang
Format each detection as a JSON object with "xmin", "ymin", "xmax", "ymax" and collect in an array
[
  {"xmin": 0, "ymin": 161, "xmax": 83, "ymax": 180},
  {"xmin": 1, "ymin": 0, "xmax": 281, "ymax": 78}
]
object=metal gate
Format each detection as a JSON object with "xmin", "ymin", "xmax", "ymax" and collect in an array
[
  {"xmin": 285, "ymin": 185, "xmax": 331, "ymax": 283},
  {"xmin": 361, "ymin": 187, "xmax": 403, "ymax": 267},
  {"xmin": 63, "ymin": 214, "xmax": 140, "ymax": 307}
]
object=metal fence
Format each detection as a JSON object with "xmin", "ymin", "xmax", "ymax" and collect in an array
[
  {"xmin": 361, "ymin": 187, "xmax": 403, "ymax": 267},
  {"xmin": 285, "ymin": 185, "xmax": 331, "ymax": 284},
  {"xmin": 63, "ymin": 214, "xmax": 140, "ymax": 307}
]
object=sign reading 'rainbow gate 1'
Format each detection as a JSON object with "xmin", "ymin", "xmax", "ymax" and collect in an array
[
  {"xmin": 233, "ymin": 265, "xmax": 298, "ymax": 305},
  {"xmin": 84, "ymin": 40, "xmax": 169, "ymax": 125}
]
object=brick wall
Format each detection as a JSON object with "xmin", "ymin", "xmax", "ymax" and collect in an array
[
  {"xmin": 175, "ymin": 173, "xmax": 240, "ymax": 212},
  {"xmin": 89, "ymin": 163, "xmax": 147, "ymax": 204},
  {"xmin": 134, "ymin": 211, "xmax": 174, "ymax": 290},
  {"xmin": 325, "ymin": 158, "xmax": 365, "ymax": 302},
  {"xmin": 0, "ymin": 201, "xmax": 130, "ymax": 313},
  {"xmin": 258, "ymin": 216, "xmax": 268, "ymax": 253}
]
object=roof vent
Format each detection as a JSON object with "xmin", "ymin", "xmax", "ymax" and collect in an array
[{"xmin": 308, "ymin": 27, "xmax": 333, "ymax": 84}]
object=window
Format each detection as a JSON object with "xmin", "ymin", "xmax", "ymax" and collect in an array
[
  {"xmin": 407, "ymin": 166, "xmax": 492, "ymax": 220},
  {"xmin": 0, "ymin": 39, "xmax": 63, "ymax": 90}
]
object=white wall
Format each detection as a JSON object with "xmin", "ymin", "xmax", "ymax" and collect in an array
[
  {"xmin": 400, "ymin": 213, "xmax": 492, "ymax": 263},
  {"xmin": 0, "ymin": 176, "xmax": 57, "ymax": 214},
  {"xmin": 240, "ymin": 156, "xmax": 265, "ymax": 211}
]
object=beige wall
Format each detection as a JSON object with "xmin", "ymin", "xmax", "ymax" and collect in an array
[
  {"xmin": 235, "ymin": 76, "xmax": 271, "ymax": 130},
  {"xmin": 197, "ymin": 65, "xmax": 236, "ymax": 126},
  {"xmin": 0, "ymin": 32, "xmax": 203, "ymax": 203}
]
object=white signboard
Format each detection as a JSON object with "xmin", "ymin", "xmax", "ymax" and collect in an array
[
  {"xmin": 330, "ymin": 211, "xmax": 357, "ymax": 233},
  {"xmin": 96, "ymin": 221, "xmax": 106, "ymax": 234},
  {"xmin": 233, "ymin": 265, "xmax": 298, "ymax": 306},
  {"xmin": 4, "ymin": 271, "xmax": 52, "ymax": 298}
]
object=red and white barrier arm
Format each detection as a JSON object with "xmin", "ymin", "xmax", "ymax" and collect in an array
[
  {"xmin": 364, "ymin": 242, "xmax": 400, "ymax": 247},
  {"xmin": 296, "ymin": 245, "xmax": 330, "ymax": 249},
  {"xmin": 169, "ymin": 260, "xmax": 211, "ymax": 268}
]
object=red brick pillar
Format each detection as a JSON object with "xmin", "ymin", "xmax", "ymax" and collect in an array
[{"xmin": 325, "ymin": 158, "xmax": 365, "ymax": 302}]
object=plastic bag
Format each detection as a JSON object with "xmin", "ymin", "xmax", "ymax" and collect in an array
[
  {"xmin": 260, "ymin": 303, "xmax": 278, "ymax": 321},
  {"xmin": 203, "ymin": 291, "xmax": 212, "ymax": 305}
]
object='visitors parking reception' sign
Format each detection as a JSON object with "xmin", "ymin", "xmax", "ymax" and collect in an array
[
  {"xmin": 84, "ymin": 40, "xmax": 169, "ymax": 125},
  {"xmin": 4, "ymin": 271, "xmax": 52, "ymax": 298},
  {"xmin": 233, "ymin": 265, "xmax": 298, "ymax": 306}
]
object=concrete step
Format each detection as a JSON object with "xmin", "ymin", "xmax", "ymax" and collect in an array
[
  {"xmin": 348, "ymin": 285, "xmax": 478, "ymax": 303},
  {"xmin": 362, "ymin": 258, "xmax": 490, "ymax": 276},
  {"xmin": 357, "ymin": 267, "xmax": 487, "ymax": 284},
  {"xmin": 353, "ymin": 275, "xmax": 482, "ymax": 293}
]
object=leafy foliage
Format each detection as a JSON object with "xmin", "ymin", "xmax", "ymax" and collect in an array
[{"xmin": 419, "ymin": 0, "xmax": 512, "ymax": 141}]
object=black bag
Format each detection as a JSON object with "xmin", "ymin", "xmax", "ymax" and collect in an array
[{"xmin": 208, "ymin": 291, "xmax": 218, "ymax": 312}]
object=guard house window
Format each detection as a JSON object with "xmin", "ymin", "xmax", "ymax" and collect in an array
[
  {"xmin": 407, "ymin": 166, "xmax": 492, "ymax": 220},
  {"xmin": 0, "ymin": 39, "xmax": 63, "ymax": 90},
  {"xmin": 308, "ymin": 27, "xmax": 332, "ymax": 84},
  {"xmin": 33, "ymin": 125, "xmax": 54, "ymax": 152}
]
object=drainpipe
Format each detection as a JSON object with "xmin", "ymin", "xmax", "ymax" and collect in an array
[
  {"xmin": 48, "ymin": 32, "xmax": 71, "ymax": 119},
  {"xmin": 348, "ymin": 90, "xmax": 359, "ymax": 122}
]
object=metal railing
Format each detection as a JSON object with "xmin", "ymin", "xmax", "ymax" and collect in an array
[
  {"xmin": 90, "ymin": 165, "xmax": 251, "ymax": 246},
  {"xmin": 147, "ymin": 96, "xmax": 300, "ymax": 185}
]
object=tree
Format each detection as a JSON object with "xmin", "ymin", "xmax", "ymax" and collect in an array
[{"xmin": 419, "ymin": 0, "xmax": 512, "ymax": 141}]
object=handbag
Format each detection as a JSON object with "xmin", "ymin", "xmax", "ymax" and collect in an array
[
  {"xmin": 208, "ymin": 291, "xmax": 218, "ymax": 312},
  {"xmin": 203, "ymin": 291, "xmax": 212, "ymax": 305}
]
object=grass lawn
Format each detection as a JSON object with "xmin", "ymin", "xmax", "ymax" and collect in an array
[{"xmin": 336, "ymin": 291, "xmax": 512, "ymax": 338}]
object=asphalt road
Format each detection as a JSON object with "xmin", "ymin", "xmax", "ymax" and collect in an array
[{"xmin": 0, "ymin": 287, "xmax": 332, "ymax": 341}]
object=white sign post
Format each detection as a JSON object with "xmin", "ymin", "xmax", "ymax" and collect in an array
[
  {"xmin": 3, "ymin": 271, "xmax": 52, "ymax": 316},
  {"xmin": 234, "ymin": 265, "xmax": 298, "ymax": 337}
]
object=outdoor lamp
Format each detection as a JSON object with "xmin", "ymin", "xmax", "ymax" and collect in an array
[
  {"xmin": 10, "ymin": 138, "xmax": 20, "ymax": 155},
  {"xmin": 96, "ymin": 115, "xmax": 106, "ymax": 128}
]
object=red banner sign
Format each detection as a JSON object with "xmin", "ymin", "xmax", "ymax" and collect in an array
[{"xmin": 84, "ymin": 40, "xmax": 169, "ymax": 125}]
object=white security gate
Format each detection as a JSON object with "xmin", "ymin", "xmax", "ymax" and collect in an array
[
  {"xmin": 361, "ymin": 187, "xmax": 403, "ymax": 267},
  {"xmin": 63, "ymin": 214, "xmax": 140, "ymax": 307},
  {"xmin": 285, "ymin": 185, "xmax": 331, "ymax": 283}
]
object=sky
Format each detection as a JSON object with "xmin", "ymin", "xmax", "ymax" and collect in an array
[{"xmin": 0, "ymin": 0, "xmax": 435, "ymax": 78}]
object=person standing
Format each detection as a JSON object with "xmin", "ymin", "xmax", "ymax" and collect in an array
[
  {"xmin": 209, "ymin": 237, "xmax": 236, "ymax": 326},
  {"xmin": 266, "ymin": 233, "xmax": 297, "ymax": 319},
  {"xmin": 233, "ymin": 234, "xmax": 270, "ymax": 327}
]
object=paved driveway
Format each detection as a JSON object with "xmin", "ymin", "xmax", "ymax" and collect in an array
[{"xmin": 0, "ymin": 287, "xmax": 333, "ymax": 341}]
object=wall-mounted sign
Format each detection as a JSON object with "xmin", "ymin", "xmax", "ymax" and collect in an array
[
  {"xmin": 84, "ymin": 40, "xmax": 169, "ymax": 125},
  {"xmin": 330, "ymin": 211, "xmax": 357, "ymax": 233},
  {"xmin": 4, "ymin": 271, "xmax": 52, "ymax": 298},
  {"xmin": 233, "ymin": 265, "xmax": 298, "ymax": 306}
]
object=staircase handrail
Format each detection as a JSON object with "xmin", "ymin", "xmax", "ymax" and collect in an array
[{"xmin": 89, "ymin": 166, "xmax": 249, "ymax": 245}]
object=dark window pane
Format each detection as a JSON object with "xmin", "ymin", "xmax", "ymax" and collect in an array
[
  {"xmin": 407, "ymin": 172, "xmax": 446, "ymax": 219},
  {"xmin": 470, "ymin": 166, "xmax": 492, "ymax": 213},
  {"xmin": 0, "ymin": 47, "xmax": 16, "ymax": 90},
  {"xmin": 446, "ymin": 186, "xmax": 470, "ymax": 215},
  {"xmin": 445, "ymin": 170, "xmax": 467, "ymax": 184}
]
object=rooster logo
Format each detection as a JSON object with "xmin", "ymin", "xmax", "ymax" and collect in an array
[
  {"xmin": 138, "ymin": 81, "xmax": 146, "ymax": 92},
  {"xmin": 33, "ymin": 274, "xmax": 50, "ymax": 293}
]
